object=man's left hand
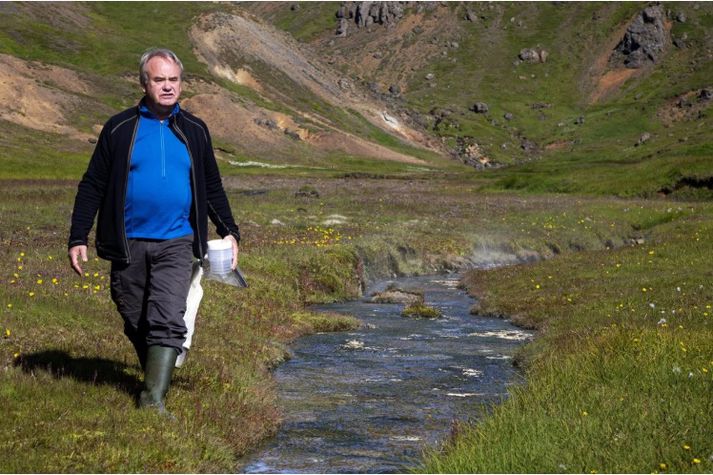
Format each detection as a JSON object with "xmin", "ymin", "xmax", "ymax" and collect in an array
[{"xmin": 223, "ymin": 235, "xmax": 239, "ymax": 270}]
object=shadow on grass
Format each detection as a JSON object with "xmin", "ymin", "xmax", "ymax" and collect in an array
[{"xmin": 15, "ymin": 350, "xmax": 141, "ymax": 395}]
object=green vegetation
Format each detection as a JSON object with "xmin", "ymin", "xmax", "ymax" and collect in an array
[
  {"xmin": 1, "ymin": 1, "xmax": 712, "ymax": 473},
  {"xmin": 402, "ymin": 302, "xmax": 442, "ymax": 319},
  {"xmin": 422, "ymin": 204, "xmax": 713, "ymax": 473},
  {"xmin": 4, "ymin": 173, "xmax": 709, "ymax": 471},
  {"xmin": 0, "ymin": 3, "xmax": 218, "ymax": 80}
]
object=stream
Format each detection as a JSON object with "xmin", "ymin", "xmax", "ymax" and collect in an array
[{"xmin": 241, "ymin": 274, "xmax": 533, "ymax": 473}]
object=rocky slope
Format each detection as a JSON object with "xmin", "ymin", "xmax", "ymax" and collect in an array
[{"xmin": 0, "ymin": 2, "xmax": 711, "ymax": 191}]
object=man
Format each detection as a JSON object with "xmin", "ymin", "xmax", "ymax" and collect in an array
[{"xmin": 68, "ymin": 48, "xmax": 240, "ymax": 415}]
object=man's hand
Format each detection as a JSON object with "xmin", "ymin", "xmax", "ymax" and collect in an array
[
  {"xmin": 68, "ymin": 245, "xmax": 88, "ymax": 276},
  {"xmin": 223, "ymin": 235, "xmax": 240, "ymax": 270}
]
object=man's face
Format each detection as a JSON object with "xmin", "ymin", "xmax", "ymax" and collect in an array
[{"xmin": 143, "ymin": 56, "xmax": 182, "ymax": 115}]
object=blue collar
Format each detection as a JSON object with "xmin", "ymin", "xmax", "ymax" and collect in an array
[{"xmin": 139, "ymin": 101, "xmax": 180, "ymax": 119}]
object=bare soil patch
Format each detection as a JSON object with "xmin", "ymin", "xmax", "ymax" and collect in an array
[
  {"xmin": 189, "ymin": 11, "xmax": 437, "ymax": 154},
  {"xmin": 0, "ymin": 54, "xmax": 94, "ymax": 140},
  {"xmin": 589, "ymin": 68, "xmax": 638, "ymax": 104}
]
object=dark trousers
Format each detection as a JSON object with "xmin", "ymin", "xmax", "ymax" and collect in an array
[{"xmin": 110, "ymin": 234, "xmax": 194, "ymax": 357}]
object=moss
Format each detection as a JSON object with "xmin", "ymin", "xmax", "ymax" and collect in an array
[{"xmin": 401, "ymin": 303, "xmax": 442, "ymax": 319}]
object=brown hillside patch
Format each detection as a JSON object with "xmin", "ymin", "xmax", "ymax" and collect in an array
[
  {"xmin": 189, "ymin": 11, "xmax": 437, "ymax": 154},
  {"xmin": 317, "ymin": 6, "xmax": 454, "ymax": 91},
  {"xmin": 183, "ymin": 86, "xmax": 421, "ymax": 164},
  {"xmin": 545, "ymin": 140, "xmax": 575, "ymax": 151},
  {"xmin": 309, "ymin": 131, "xmax": 425, "ymax": 165},
  {"xmin": 657, "ymin": 89, "xmax": 713, "ymax": 126},
  {"xmin": 589, "ymin": 68, "xmax": 638, "ymax": 104},
  {"xmin": 0, "ymin": 54, "xmax": 93, "ymax": 140},
  {"xmin": 181, "ymin": 91, "xmax": 301, "ymax": 159}
]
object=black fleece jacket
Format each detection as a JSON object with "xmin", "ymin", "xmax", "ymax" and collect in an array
[{"xmin": 68, "ymin": 101, "xmax": 240, "ymax": 263}]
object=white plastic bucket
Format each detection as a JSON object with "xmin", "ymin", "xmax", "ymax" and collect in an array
[{"xmin": 207, "ymin": 239, "xmax": 232, "ymax": 275}]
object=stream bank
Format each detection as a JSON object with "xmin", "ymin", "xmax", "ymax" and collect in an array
[{"xmin": 240, "ymin": 274, "xmax": 533, "ymax": 473}]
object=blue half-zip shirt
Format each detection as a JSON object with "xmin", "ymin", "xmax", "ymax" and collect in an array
[{"xmin": 125, "ymin": 103, "xmax": 193, "ymax": 240}]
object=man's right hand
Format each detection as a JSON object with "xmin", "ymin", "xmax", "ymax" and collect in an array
[{"xmin": 68, "ymin": 245, "xmax": 88, "ymax": 276}]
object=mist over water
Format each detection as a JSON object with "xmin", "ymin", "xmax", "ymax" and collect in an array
[{"xmin": 241, "ymin": 274, "xmax": 532, "ymax": 473}]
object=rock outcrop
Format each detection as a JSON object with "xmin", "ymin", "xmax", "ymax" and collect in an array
[
  {"xmin": 609, "ymin": 5, "xmax": 669, "ymax": 69},
  {"xmin": 335, "ymin": 1, "xmax": 406, "ymax": 36}
]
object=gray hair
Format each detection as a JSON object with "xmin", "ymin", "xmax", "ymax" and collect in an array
[{"xmin": 139, "ymin": 48, "xmax": 184, "ymax": 87}]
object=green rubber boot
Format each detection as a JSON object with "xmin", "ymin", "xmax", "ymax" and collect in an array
[{"xmin": 139, "ymin": 345, "xmax": 178, "ymax": 417}]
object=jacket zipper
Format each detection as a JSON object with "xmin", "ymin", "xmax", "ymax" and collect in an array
[
  {"xmin": 172, "ymin": 119, "xmax": 205, "ymax": 262},
  {"xmin": 160, "ymin": 120, "xmax": 166, "ymax": 178},
  {"xmin": 121, "ymin": 115, "xmax": 140, "ymax": 264}
]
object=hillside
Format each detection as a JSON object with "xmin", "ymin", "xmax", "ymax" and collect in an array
[
  {"xmin": 0, "ymin": 2, "xmax": 711, "ymax": 196},
  {"xmin": 243, "ymin": 1, "xmax": 713, "ymax": 197},
  {"xmin": 0, "ymin": 2, "xmax": 450, "ymax": 180}
]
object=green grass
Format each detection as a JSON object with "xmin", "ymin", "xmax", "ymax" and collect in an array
[
  {"xmin": 422, "ymin": 201, "xmax": 713, "ymax": 473},
  {"xmin": 2, "ymin": 173, "xmax": 712, "ymax": 471},
  {"xmin": 0, "ymin": 121, "xmax": 93, "ymax": 179},
  {"xmin": 0, "ymin": 3, "xmax": 218, "ymax": 80}
]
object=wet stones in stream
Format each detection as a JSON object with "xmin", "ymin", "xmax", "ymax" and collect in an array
[
  {"xmin": 369, "ymin": 283, "xmax": 423, "ymax": 305},
  {"xmin": 371, "ymin": 283, "xmax": 442, "ymax": 319}
]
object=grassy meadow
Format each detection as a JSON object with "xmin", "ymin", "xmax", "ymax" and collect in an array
[
  {"xmin": 2, "ymin": 168, "xmax": 712, "ymax": 472},
  {"xmin": 422, "ymin": 201, "xmax": 713, "ymax": 473},
  {"xmin": 1, "ymin": 1, "xmax": 712, "ymax": 473}
]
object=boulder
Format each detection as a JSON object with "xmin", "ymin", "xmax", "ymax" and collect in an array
[
  {"xmin": 470, "ymin": 102, "xmax": 489, "ymax": 113},
  {"xmin": 635, "ymin": 132, "xmax": 651, "ymax": 146},
  {"xmin": 370, "ymin": 286, "xmax": 424, "ymax": 305},
  {"xmin": 610, "ymin": 5, "xmax": 668, "ymax": 69},
  {"xmin": 699, "ymin": 88, "xmax": 713, "ymax": 102},
  {"xmin": 520, "ymin": 137, "xmax": 539, "ymax": 154},
  {"xmin": 336, "ymin": 18, "xmax": 348, "ymax": 37},
  {"xmin": 254, "ymin": 118, "xmax": 278, "ymax": 130},
  {"xmin": 504, "ymin": 112, "xmax": 514, "ymax": 121},
  {"xmin": 518, "ymin": 48, "xmax": 548, "ymax": 64}
]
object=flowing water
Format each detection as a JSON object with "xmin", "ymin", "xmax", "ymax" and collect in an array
[{"xmin": 241, "ymin": 274, "xmax": 533, "ymax": 473}]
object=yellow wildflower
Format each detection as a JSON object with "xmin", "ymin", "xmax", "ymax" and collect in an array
[{"xmin": 28, "ymin": 292, "xmax": 35, "ymax": 297}]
